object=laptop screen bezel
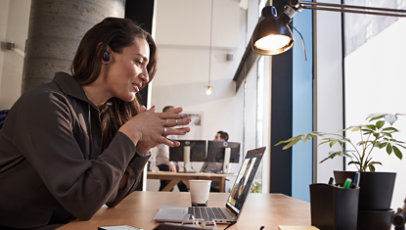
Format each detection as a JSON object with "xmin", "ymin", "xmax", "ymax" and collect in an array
[{"xmin": 225, "ymin": 147, "xmax": 265, "ymax": 216}]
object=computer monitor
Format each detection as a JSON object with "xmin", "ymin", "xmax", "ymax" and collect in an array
[
  {"xmin": 169, "ymin": 140, "xmax": 207, "ymax": 172},
  {"xmin": 206, "ymin": 141, "xmax": 241, "ymax": 173}
]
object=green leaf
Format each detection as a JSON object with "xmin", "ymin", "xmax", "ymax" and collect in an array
[
  {"xmin": 320, "ymin": 151, "xmax": 342, "ymax": 163},
  {"xmin": 382, "ymin": 132, "xmax": 393, "ymax": 138},
  {"xmin": 369, "ymin": 161, "xmax": 382, "ymax": 166},
  {"xmin": 378, "ymin": 142, "xmax": 388, "ymax": 149},
  {"xmin": 396, "ymin": 144, "xmax": 406, "ymax": 149},
  {"xmin": 383, "ymin": 127, "xmax": 398, "ymax": 132},
  {"xmin": 366, "ymin": 125, "xmax": 376, "ymax": 130},
  {"xmin": 329, "ymin": 140, "xmax": 337, "ymax": 148},
  {"xmin": 368, "ymin": 161, "xmax": 382, "ymax": 172},
  {"xmin": 274, "ymin": 135, "xmax": 302, "ymax": 146},
  {"xmin": 376, "ymin": 120, "xmax": 385, "ymax": 129},
  {"xmin": 393, "ymin": 146, "xmax": 403, "ymax": 160},
  {"xmin": 351, "ymin": 126, "xmax": 361, "ymax": 131},
  {"xmin": 386, "ymin": 144, "xmax": 392, "ymax": 154},
  {"xmin": 368, "ymin": 164, "xmax": 376, "ymax": 172},
  {"xmin": 368, "ymin": 114, "xmax": 385, "ymax": 122},
  {"xmin": 373, "ymin": 133, "xmax": 379, "ymax": 139},
  {"xmin": 361, "ymin": 129, "xmax": 373, "ymax": 134},
  {"xmin": 348, "ymin": 161, "xmax": 361, "ymax": 166},
  {"xmin": 282, "ymin": 138, "xmax": 301, "ymax": 150}
]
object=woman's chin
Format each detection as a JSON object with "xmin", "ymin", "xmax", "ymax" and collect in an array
[{"xmin": 120, "ymin": 93, "xmax": 136, "ymax": 102}]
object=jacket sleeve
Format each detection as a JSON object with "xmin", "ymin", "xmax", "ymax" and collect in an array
[
  {"xmin": 105, "ymin": 152, "xmax": 150, "ymax": 207},
  {"xmin": 11, "ymin": 91, "xmax": 137, "ymax": 220}
]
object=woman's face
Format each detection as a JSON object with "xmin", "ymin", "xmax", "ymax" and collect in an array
[{"xmin": 105, "ymin": 37, "xmax": 150, "ymax": 102}]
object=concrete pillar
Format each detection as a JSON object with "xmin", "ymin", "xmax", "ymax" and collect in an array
[{"xmin": 22, "ymin": 0, "xmax": 125, "ymax": 93}]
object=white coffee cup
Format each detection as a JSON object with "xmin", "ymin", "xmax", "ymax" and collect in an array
[{"xmin": 189, "ymin": 180, "xmax": 211, "ymax": 206}]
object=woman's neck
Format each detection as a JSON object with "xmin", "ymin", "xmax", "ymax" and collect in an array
[{"xmin": 82, "ymin": 83, "xmax": 110, "ymax": 107}]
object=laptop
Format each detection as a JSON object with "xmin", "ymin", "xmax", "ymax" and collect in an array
[{"xmin": 153, "ymin": 147, "xmax": 266, "ymax": 224}]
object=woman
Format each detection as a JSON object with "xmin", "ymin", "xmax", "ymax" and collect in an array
[{"xmin": 0, "ymin": 17, "xmax": 190, "ymax": 229}]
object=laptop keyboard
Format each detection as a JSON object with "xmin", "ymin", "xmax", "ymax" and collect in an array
[{"xmin": 188, "ymin": 207, "xmax": 227, "ymax": 220}]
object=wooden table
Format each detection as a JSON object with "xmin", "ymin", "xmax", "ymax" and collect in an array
[
  {"xmin": 147, "ymin": 171, "xmax": 236, "ymax": 192},
  {"xmin": 58, "ymin": 191, "xmax": 311, "ymax": 230}
]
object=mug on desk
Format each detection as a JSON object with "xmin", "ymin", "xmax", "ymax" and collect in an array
[{"xmin": 189, "ymin": 180, "xmax": 211, "ymax": 206}]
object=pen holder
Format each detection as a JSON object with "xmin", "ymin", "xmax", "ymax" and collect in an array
[{"xmin": 309, "ymin": 183, "xmax": 359, "ymax": 230}]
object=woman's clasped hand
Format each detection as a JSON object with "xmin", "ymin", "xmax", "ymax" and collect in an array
[{"xmin": 119, "ymin": 106, "xmax": 191, "ymax": 153}]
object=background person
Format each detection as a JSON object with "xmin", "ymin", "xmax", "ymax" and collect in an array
[
  {"xmin": 201, "ymin": 130, "xmax": 229, "ymax": 192},
  {"xmin": 0, "ymin": 17, "xmax": 190, "ymax": 229}
]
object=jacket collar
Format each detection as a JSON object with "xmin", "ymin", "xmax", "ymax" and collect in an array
[{"xmin": 53, "ymin": 72, "xmax": 98, "ymax": 110}]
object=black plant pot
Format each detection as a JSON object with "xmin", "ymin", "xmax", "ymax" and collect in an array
[{"xmin": 333, "ymin": 171, "xmax": 396, "ymax": 210}]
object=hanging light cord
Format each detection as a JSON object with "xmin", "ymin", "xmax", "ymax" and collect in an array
[{"xmin": 208, "ymin": 0, "xmax": 214, "ymax": 85}]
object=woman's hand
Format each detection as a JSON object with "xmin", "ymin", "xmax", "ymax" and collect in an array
[{"xmin": 118, "ymin": 106, "xmax": 191, "ymax": 153}]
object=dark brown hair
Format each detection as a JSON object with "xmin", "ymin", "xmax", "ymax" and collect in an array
[
  {"xmin": 71, "ymin": 17, "xmax": 157, "ymax": 149},
  {"xmin": 217, "ymin": 130, "xmax": 229, "ymax": 141}
]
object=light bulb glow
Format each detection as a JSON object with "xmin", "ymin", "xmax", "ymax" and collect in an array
[
  {"xmin": 254, "ymin": 34, "xmax": 292, "ymax": 51},
  {"xmin": 206, "ymin": 85, "xmax": 213, "ymax": 95}
]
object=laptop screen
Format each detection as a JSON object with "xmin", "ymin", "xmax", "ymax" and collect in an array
[{"xmin": 226, "ymin": 147, "xmax": 265, "ymax": 214}]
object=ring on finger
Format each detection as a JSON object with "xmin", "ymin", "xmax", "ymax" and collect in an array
[
  {"xmin": 163, "ymin": 127, "xmax": 168, "ymax": 135},
  {"xmin": 175, "ymin": 119, "xmax": 178, "ymax": 125},
  {"xmin": 166, "ymin": 119, "xmax": 169, "ymax": 124}
]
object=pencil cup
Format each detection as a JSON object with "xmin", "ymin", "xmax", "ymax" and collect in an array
[
  {"xmin": 309, "ymin": 183, "xmax": 359, "ymax": 230},
  {"xmin": 189, "ymin": 180, "xmax": 211, "ymax": 206}
]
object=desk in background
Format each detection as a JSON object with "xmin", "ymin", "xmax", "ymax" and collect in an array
[
  {"xmin": 58, "ymin": 191, "xmax": 311, "ymax": 230},
  {"xmin": 147, "ymin": 171, "xmax": 236, "ymax": 192}
]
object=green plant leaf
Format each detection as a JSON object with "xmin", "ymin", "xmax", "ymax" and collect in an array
[
  {"xmin": 274, "ymin": 135, "xmax": 302, "ymax": 146},
  {"xmin": 396, "ymin": 144, "xmax": 406, "ymax": 149},
  {"xmin": 352, "ymin": 126, "xmax": 361, "ymax": 131},
  {"xmin": 386, "ymin": 144, "xmax": 392, "ymax": 154},
  {"xmin": 383, "ymin": 127, "xmax": 398, "ymax": 132},
  {"xmin": 368, "ymin": 164, "xmax": 376, "ymax": 172},
  {"xmin": 348, "ymin": 161, "xmax": 361, "ymax": 166},
  {"xmin": 376, "ymin": 120, "xmax": 385, "ymax": 129},
  {"xmin": 320, "ymin": 151, "xmax": 342, "ymax": 163},
  {"xmin": 366, "ymin": 125, "xmax": 376, "ymax": 130},
  {"xmin": 382, "ymin": 132, "xmax": 393, "ymax": 138},
  {"xmin": 393, "ymin": 146, "xmax": 403, "ymax": 160},
  {"xmin": 329, "ymin": 140, "xmax": 338, "ymax": 148},
  {"xmin": 368, "ymin": 114, "xmax": 385, "ymax": 122},
  {"xmin": 281, "ymin": 137, "xmax": 301, "ymax": 150},
  {"xmin": 378, "ymin": 142, "xmax": 388, "ymax": 149}
]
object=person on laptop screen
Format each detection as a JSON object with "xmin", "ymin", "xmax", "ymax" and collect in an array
[
  {"xmin": 0, "ymin": 18, "xmax": 191, "ymax": 229},
  {"xmin": 229, "ymin": 157, "xmax": 255, "ymax": 207}
]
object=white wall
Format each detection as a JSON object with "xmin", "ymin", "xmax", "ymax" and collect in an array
[
  {"xmin": 151, "ymin": 0, "xmax": 246, "ymax": 140},
  {"xmin": 314, "ymin": 1, "xmax": 344, "ymax": 183},
  {"xmin": 148, "ymin": 0, "xmax": 248, "ymax": 192},
  {"xmin": 0, "ymin": 0, "xmax": 31, "ymax": 109},
  {"xmin": 345, "ymin": 18, "xmax": 406, "ymax": 210}
]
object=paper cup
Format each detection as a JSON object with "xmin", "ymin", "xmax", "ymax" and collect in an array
[{"xmin": 189, "ymin": 180, "xmax": 211, "ymax": 206}]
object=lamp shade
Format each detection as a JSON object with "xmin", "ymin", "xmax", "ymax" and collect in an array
[{"xmin": 251, "ymin": 5, "xmax": 294, "ymax": 55}]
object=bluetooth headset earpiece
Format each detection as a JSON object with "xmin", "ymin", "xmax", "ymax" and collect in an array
[{"xmin": 102, "ymin": 50, "xmax": 110, "ymax": 61}]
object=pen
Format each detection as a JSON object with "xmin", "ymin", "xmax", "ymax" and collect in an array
[
  {"xmin": 352, "ymin": 172, "xmax": 360, "ymax": 188},
  {"xmin": 328, "ymin": 177, "xmax": 334, "ymax": 185},
  {"xmin": 343, "ymin": 178, "xmax": 352, "ymax": 189}
]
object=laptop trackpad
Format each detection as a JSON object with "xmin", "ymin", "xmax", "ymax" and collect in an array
[{"xmin": 153, "ymin": 206, "xmax": 188, "ymax": 222}]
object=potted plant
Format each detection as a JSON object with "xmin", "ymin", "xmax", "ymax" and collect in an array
[
  {"xmin": 275, "ymin": 113, "xmax": 404, "ymax": 172},
  {"xmin": 274, "ymin": 113, "xmax": 405, "ymax": 230}
]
